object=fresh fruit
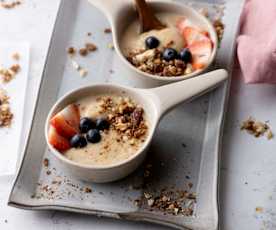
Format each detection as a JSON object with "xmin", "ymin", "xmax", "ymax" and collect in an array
[
  {"xmin": 188, "ymin": 40, "xmax": 212, "ymax": 70},
  {"xmin": 70, "ymin": 134, "xmax": 87, "ymax": 148},
  {"xmin": 145, "ymin": 36, "xmax": 160, "ymax": 49},
  {"xmin": 86, "ymin": 129, "xmax": 101, "ymax": 143},
  {"xmin": 48, "ymin": 125, "xmax": 70, "ymax": 152},
  {"xmin": 177, "ymin": 18, "xmax": 210, "ymax": 43},
  {"xmin": 96, "ymin": 118, "xmax": 110, "ymax": 131},
  {"xmin": 50, "ymin": 104, "xmax": 80, "ymax": 138},
  {"xmin": 79, "ymin": 117, "xmax": 95, "ymax": 133},
  {"xmin": 162, "ymin": 48, "xmax": 178, "ymax": 61},
  {"xmin": 179, "ymin": 48, "xmax": 192, "ymax": 63},
  {"xmin": 182, "ymin": 26, "xmax": 210, "ymax": 46}
]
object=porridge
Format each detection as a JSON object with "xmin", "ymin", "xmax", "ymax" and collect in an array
[
  {"xmin": 121, "ymin": 12, "xmax": 214, "ymax": 77},
  {"xmin": 48, "ymin": 94, "xmax": 148, "ymax": 166}
]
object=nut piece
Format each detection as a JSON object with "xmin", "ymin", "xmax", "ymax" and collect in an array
[
  {"xmin": 67, "ymin": 47, "xmax": 76, "ymax": 56},
  {"xmin": 11, "ymin": 52, "xmax": 20, "ymax": 61},
  {"xmin": 85, "ymin": 43, "xmax": 97, "ymax": 52},
  {"xmin": 241, "ymin": 117, "xmax": 273, "ymax": 140},
  {"xmin": 104, "ymin": 28, "xmax": 112, "ymax": 33},
  {"xmin": 0, "ymin": 88, "xmax": 13, "ymax": 127},
  {"xmin": 79, "ymin": 48, "xmax": 88, "ymax": 56}
]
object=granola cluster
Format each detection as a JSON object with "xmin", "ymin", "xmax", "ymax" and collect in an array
[
  {"xmin": 97, "ymin": 96, "xmax": 148, "ymax": 142},
  {"xmin": 141, "ymin": 189, "xmax": 196, "ymax": 216},
  {"xmin": 0, "ymin": 64, "xmax": 20, "ymax": 83},
  {"xmin": 213, "ymin": 19, "xmax": 224, "ymax": 43},
  {"xmin": 0, "ymin": 89, "xmax": 13, "ymax": 127},
  {"xmin": 241, "ymin": 117, "xmax": 273, "ymax": 140},
  {"xmin": 127, "ymin": 48, "xmax": 193, "ymax": 77},
  {"xmin": 0, "ymin": 0, "xmax": 21, "ymax": 9}
]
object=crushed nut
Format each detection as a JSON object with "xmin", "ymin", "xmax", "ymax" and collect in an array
[
  {"xmin": 43, "ymin": 158, "xmax": 49, "ymax": 167},
  {"xmin": 1, "ymin": 0, "xmax": 21, "ymax": 9},
  {"xmin": 67, "ymin": 47, "xmax": 76, "ymax": 56},
  {"xmin": 104, "ymin": 28, "xmax": 112, "ymax": 33},
  {"xmin": 84, "ymin": 187, "xmax": 92, "ymax": 193},
  {"xmin": 241, "ymin": 117, "xmax": 273, "ymax": 140},
  {"xmin": 79, "ymin": 48, "xmax": 88, "ymax": 56},
  {"xmin": 85, "ymin": 42, "xmax": 97, "ymax": 52},
  {"xmin": 79, "ymin": 68, "xmax": 88, "ymax": 77},
  {"xmin": 11, "ymin": 52, "xmax": 20, "ymax": 61},
  {"xmin": 0, "ymin": 88, "xmax": 13, "ymax": 127}
]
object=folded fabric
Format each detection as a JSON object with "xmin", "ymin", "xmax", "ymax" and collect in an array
[{"xmin": 237, "ymin": 0, "xmax": 276, "ymax": 84}]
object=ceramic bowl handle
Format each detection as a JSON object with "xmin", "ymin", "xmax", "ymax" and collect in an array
[
  {"xmin": 87, "ymin": 0, "xmax": 130, "ymax": 24},
  {"xmin": 149, "ymin": 69, "xmax": 228, "ymax": 116}
]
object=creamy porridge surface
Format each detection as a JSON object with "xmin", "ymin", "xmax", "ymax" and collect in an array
[
  {"xmin": 121, "ymin": 13, "xmax": 185, "ymax": 54},
  {"xmin": 64, "ymin": 94, "xmax": 148, "ymax": 166}
]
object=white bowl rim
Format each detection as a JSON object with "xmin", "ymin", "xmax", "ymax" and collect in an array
[
  {"xmin": 114, "ymin": 0, "xmax": 218, "ymax": 82},
  {"xmin": 45, "ymin": 84, "xmax": 157, "ymax": 171}
]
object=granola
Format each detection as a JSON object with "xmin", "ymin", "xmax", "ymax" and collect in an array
[
  {"xmin": 127, "ymin": 48, "xmax": 190, "ymax": 77},
  {"xmin": 0, "ymin": 63, "xmax": 21, "ymax": 83},
  {"xmin": 0, "ymin": 88, "xmax": 13, "ymax": 127},
  {"xmin": 241, "ymin": 117, "xmax": 273, "ymax": 140},
  {"xmin": 1, "ymin": 0, "xmax": 21, "ymax": 9}
]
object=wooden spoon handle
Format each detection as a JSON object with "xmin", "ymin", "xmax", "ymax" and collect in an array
[{"xmin": 135, "ymin": 0, "xmax": 166, "ymax": 33}]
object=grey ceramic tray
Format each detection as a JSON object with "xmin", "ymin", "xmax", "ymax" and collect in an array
[{"xmin": 8, "ymin": 0, "xmax": 244, "ymax": 229}]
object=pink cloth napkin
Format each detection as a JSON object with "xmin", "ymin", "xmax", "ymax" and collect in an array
[{"xmin": 237, "ymin": 0, "xmax": 276, "ymax": 84}]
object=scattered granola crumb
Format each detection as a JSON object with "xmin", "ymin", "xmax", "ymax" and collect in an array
[
  {"xmin": 10, "ymin": 64, "xmax": 20, "ymax": 73},
  {"xmin": 213, "ymin": 19, "xmax": 224, "ymax": 43},
  {"xmin": 87, "ymin": 32, "xmax": 92, "ymax": 36},
  {"xmin": 1, "ymin": 0, "xmax": 21, "ymax": 9},
  {"xmin": 4, "ymin": 219, "xmax": 8, "ymax": 223},
  {"xmin": 267, "ymin": 129, "xmax": 273, "ymax": 140},
  {"xmin": 67, "ymin": 46, "xmax": 76, "ymax": 56},
  {"xmin": 241, "ymin": 117, "xmax": 273, "ymax": 140},
  {"xmin": 79, "ymin": 47, "xmax": 88, "ymax": 56},
  {"xmin": 11, "ymin": 52, "xmax": 20, "ymax": 61},
  {"xmin": 85, "ymin": 42, "xmax": 97, "ymax": 52},
  {"xmin": 43, "ymin": 158, "xmax": 49, "ymax": 167},
  {"xmin": 0, "ymin": 88, "xmax": 13, "ymax": 127},
  {"xmin": 256, "ymin": 206, "xmax": 264, "ymax": 213},
  {"xmin": 0, "ymin": 63, "xmax": 21, "ymax": 83},
  {"xmin": 104, "ymin": 28, "xmax": 112, "ymax": 33},
  {"xmin": 84, "ymin": 187, "xmax": 92, "ymax": 193},
  {"xmin": 79, "ymin": 68, "xmax": 88, "ymax": 77}
]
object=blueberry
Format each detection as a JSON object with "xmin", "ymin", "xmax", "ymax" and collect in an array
[
  {"xmin": 179, "ymin": 48, "xmax": 192, "ymax": 63},
  {"xmin": 145, "ymin": 36, "xmax": 160, "ymax": 49},
  {"xmin": 86, "ymin": 129, "xmax": 101, "ymax": 143},
  {"xmin": 70, "ymin": 134, "xmax": 87, "ymax": 148},
  {"xmin": 162, "ymin": 48, "xmax": 178, "ymax": 61},
  {"xmin": 96, "ymin": 118, "xmax": 110, "ymax": 131},
  {"xmin": 79, "ymin": 117, "xmax": 95, "ymax": 133}
]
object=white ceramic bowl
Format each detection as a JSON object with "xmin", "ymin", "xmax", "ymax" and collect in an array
[
  {"xmin": 45, "ymin": 69, "xmax": 227, "ymax": 183},
  {"xmin": 88, "ymin": 0, "xmax": 218, "ymax": 85}
]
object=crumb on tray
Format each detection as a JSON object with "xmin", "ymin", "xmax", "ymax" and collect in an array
[{"xmin": 241, "ymin": 117, "xmax": 273, "ymax": 140}]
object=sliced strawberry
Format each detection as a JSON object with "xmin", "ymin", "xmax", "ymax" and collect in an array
[
  {"xmin": 176, "ymin": 17, "xmax": 188, "ymax": 32},
  {"xmin": 182, "ymin": 26, "xmax": 210, "ymax": 46},
  {"xmin": 176, "ymin": 18, "xmax": 211, "ymax": 46},
  {"xmin": 188, "ymin": 40, "xmax": 212, "ymax": 70},
  {"xmin": 50, "ymin": 104, "xmax": 80, "ymax": 138},
  {"xmin": 48, "ymin": 125, "xmax": 70, "ymax": 152}
]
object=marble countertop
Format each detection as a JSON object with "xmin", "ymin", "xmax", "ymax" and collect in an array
[{"xmin": 0, "ymin": 1, "xmax": 276, "ymax": 229}]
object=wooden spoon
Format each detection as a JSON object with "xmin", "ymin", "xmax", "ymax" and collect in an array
[{"xmin": 135, "ymin": 0, "xmax": 166, "ymax": 33}]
